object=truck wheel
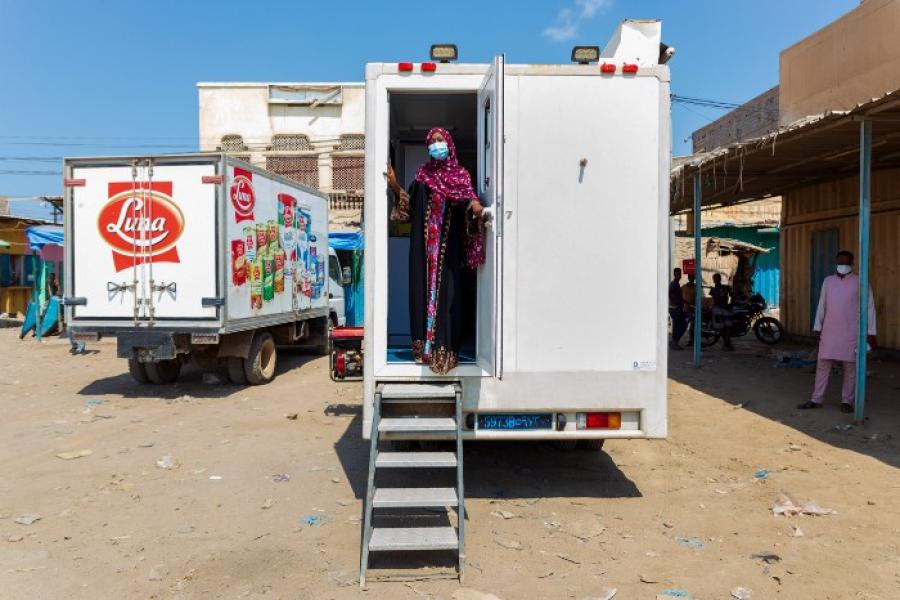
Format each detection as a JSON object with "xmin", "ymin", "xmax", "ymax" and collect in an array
[
  {"xmin": 128, "ymin": 358, "xmax": 150, "ymax": 384},
  {"xmin": 244, "ymin": 332, "xmax": 277, "ymax": 385},
  {"xmin": 314, "ymin": 315, "xmax": 335, "ymax": 355},
  {"xmin": 145, "ymin": 359, "xmax": 181, "ymax": 384},
  {"xmin": 227, "ymin": 357, "xmax": 248, "ymax": 385},
  {"xmin": 577, "ymin": 439, "xmax": 606, "ymax": 451}
]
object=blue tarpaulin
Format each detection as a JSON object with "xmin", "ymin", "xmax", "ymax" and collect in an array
[
  {"xmin": 25, "ymin": 225, "xmax": 64, "ymax": 250},
  {"xmin": 328, "ymin": 230, "xmax": 363, "ymax": 251}
]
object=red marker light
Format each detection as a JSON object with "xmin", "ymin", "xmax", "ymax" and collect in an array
[
  {"xmin": 398, "ymin": 62, "xmax": 414, "ymax": 72},
  {"xmin": 600, "ymin": 63, "xmax": 616, "ymax": 74},
  {"xmin": 622, "ymin": 63, "xmax": 639, "ymax": 74},
  {"xmin": 421, "ymin": 62, "xmax": 437, "ymax": 72}
]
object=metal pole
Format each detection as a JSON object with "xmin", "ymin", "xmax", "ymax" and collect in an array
[
  {"xmin": 693, "ymin": 173, "xmax": 702, "ymax": 367},
  {"xmin": 854, "ymin": 119, "xmax": 872, "ymax": 423},
  {"xmin": 33, "ymin": 250, "xmax": 42, "ymax": 342}
]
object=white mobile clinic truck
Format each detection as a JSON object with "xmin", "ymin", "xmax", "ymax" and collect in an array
[
  {"xmin": 362, "ymin": 21, "xmax": 671, "ymax": 444},
  {"xmin": 63, "ymin": 154, "xmax": 335, "ymax": 385}
]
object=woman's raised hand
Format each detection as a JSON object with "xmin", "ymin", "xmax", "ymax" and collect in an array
[{"xmin": 385, "ymin": 162, "xmax": 401, "ymax": 194}]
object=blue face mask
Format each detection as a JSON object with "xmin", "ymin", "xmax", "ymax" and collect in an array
[{"xmin": 428, "ymin": 141, "xmax": 449, "ymax": 160}]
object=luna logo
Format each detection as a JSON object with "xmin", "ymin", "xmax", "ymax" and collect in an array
[
  {"xmin": 230, "ymin": 167, "xmax": 255, "ymax": 222},
  {"xmin": 101, "ymin": 182, "xmax": 184, "ymax": 272}
]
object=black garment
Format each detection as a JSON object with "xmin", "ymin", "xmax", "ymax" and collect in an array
[
  {"xmin": 669, "ymin": 280, "xmax": 684, "ymax": 310},
  {"xmin": 394, "ymin": 180, "xmax": 467, "ymax": 374},
  {"xmin": 710, "ymin": 284, "xmax": 732, "ymax": 309}
]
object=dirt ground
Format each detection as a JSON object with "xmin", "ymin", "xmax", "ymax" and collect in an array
[{"xmin": 1, "ymin": 328, "xmax": 899, "ymax": 600}]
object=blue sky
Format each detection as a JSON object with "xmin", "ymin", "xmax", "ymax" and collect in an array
[{"xmin": 1, "ymin": 0, "xmax": 857, "ymax": 198}]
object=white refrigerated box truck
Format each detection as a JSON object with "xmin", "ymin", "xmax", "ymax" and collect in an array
[
  {"xmin": 362, "ymin": 21, "xmax": 671, "ymax": 443},
  {"xmin": 63, "ymin": 153, "xmax": 336, "ymax": 385}
]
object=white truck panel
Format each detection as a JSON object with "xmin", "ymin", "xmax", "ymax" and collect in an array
[{"xmin": 70, "ymin": 163, "xmax": 217, "ymax": 321}]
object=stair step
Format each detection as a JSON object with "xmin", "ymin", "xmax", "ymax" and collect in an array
[
  {"xmin": 369, "ymin": 526, "xmax": 458, "ymax": 552},
  {"xmin": 373, "ymin": 487, "xmax": 458, "ymax": 508},
  {"xmin": 379, "ymin": 383, "xmax": 459, "ymax": 400},
  {"xmin": 376, "ymin": 451, "xmax": 458, "ymax": 468},
  {"xmin": 379, "ymin": 417, "xmax": 457, "ymax": 433}
]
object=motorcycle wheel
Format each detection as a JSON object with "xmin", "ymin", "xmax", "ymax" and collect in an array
[
  {"xmin": 754, "ymin": 317, "xmax": 784, "ymax": 345},
  {"xmin": 699, "ymin": 330, "xmax": 720, "ymax": 348}
]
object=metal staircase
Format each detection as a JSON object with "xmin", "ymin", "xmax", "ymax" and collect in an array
[{"xmin": 360, "ymin": 383, "xmax": 465, "ymax": 585}]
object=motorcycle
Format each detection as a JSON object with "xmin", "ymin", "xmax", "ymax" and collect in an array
[{"xmin": 691, "ymin": 293, "xmax": 784, "ymax": 347}]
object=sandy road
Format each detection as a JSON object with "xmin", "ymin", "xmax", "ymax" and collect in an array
[{"xmin": 1, "ymin": 328, "xmax": 898, "ymax": 599}]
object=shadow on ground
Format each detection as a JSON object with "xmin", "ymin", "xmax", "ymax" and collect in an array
[
  {"xmin": 669, "ymin": 337, "xmax": 900, "ymax": 468},
  {"xmin": 328, "ymin": 409, "xmax": 642, "ymax": 502},
  {"xmin": 76, "ymin": 349, "xmax": 318, "ymax": 400}
]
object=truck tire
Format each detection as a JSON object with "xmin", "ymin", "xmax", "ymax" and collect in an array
[
  {"xmin": 145, "ymin": 359, "xmax": 181, "ymax": 384},
  {"xmin": 314, "ymin": 315, "xmax": 335, "ymax": 356},
  {"xmin": 244, "ymin": 331, "xmax": 277, "ymax": 385},
  {"xmin": 128, "ymin": 358, "xmax": 151, "ymax": 384},
  {"xmin": 577, "ymin": 439, "xmax": 606, "ymax": 451},
  {"xmin": 227, "ymin": 357, "xmax": 248, "ymax": 385}
]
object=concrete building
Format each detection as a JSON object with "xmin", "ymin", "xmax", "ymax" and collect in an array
[{"xmin": 197, "ymin": 82, "xmax": 366, "ymax": 230}]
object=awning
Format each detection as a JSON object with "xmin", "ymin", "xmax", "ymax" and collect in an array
[
  {"xmin": 329, "ymin": 230, "xmax": 363, "ymax": 251},
  {"xmin": 671, "ymin": 89, "xmax": 900, "ymax": 213},
  {"xmin": 25, "ymin": 225, "xmax": 64, "ymax": 250}
]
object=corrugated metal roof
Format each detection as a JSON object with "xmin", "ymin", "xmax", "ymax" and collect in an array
[{"xmin": 670, "ymin": 89, "xmax": 900, "ymax": 213}]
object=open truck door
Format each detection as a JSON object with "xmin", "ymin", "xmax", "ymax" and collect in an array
[{"xmin": 476, "ymin": 55, "xmax": 504, "ymax": 378}]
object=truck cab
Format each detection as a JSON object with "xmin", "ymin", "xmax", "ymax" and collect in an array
[{"xmin": 328, "ymin": 247, "xmax": 347, "ymax": 327}]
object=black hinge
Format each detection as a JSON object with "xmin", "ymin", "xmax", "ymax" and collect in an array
[
  {"xmin": 62, "ymin": 296, "xmax": 87, "ymax": 306},
  {"xmin": 201, "ymin": 297, "xmax": 225, "ymax": 307}
]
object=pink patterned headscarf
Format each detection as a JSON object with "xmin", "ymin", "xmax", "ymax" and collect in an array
[{"xmin": 415, "ymin": 127, "xmax": 485, "ymax": 268}]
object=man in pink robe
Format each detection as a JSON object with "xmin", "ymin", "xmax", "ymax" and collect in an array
[{"xmin": 798, "ymin": 250, "xmax": 877, "ymax": 413}]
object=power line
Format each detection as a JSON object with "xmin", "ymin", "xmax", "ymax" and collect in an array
[
  {"xmin": 671, "ymin": 94, "xmax": 741, "ymax": 110},
  {"xmin": 0, "ymin": 169, "xmax": 62, "ymax": 175}
]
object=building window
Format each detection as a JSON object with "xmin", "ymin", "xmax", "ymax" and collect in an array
[
  {"xmin": 270, "ymin": 134, "xmax": 313, "ymax": 152},
  {"xmin": 332, "ymin": 155, "xmax": 364, "ymax": 191},
  {"xmin": 332, "ymin": 134, "xmax": 364, "ymax": 191},
  {"xmin": 266, "ymin": 156, "xmax": 319, "ymax": 188},
  {"xmin": 218, "ymin": 134, "xmax": 251, "ymax": 163}
]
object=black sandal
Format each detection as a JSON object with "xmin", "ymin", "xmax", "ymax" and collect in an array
[
  {"xmin": 841, "ymin": 403, "xmax": 854, "ymax": 414},
  {"xmin": 797, "ymin": 401, "xmax": 822, "ymax": 409}
]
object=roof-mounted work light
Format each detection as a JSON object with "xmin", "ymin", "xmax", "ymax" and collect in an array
[
  {"xmin": 430, "ymin": 44, "xmax": 458, "ymax": 63},
  {"xmin": 571, "ymin": 46, "xmax": 600, "ymax": 64}
]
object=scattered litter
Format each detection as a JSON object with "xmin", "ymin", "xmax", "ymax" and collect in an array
[
  {"xmin": 833, "ymin": 424, "xmax": 854, "ymax": 432},
  {"xmin": 663, "ymin": 521, "xmax": 674, "ymax": 528},
  {"xmin": 147, "ymin": 563, "xmax": 168, "ymax": 582},
  {"xmin": 7, "ymin": 534, "xmax": 24, "ymax": 542},
  {"xmin": 14, "ymin": 514, "xmax": 41, "ymax": 526},
  {"xmin": 788, "ymin": 444, "xmax": 802, "ymax": 452},
  {"xmin": 56, "ymin": 449, "xmax": 92, "ymax": 460},
  {"xmin": 155, "ymin": 455, "xmax": 178, "ymax": 470},
  {"xmin": 331, "ymin": 477, "xmax": 341, "ymax": 484},
  {"xmin": 639, "ymin": 574, "xmax": 659, "ymax": 584},
  {"xmin": 285, "ymin": 413, "xmax": 299, "ymax": 420},
  {"xmin": 452, "ymin": 590, "xmax": 503, "ymax": 600},
  {"xmin": 208, "ymin": 475, "xmax": 223, "ymax": 480},
  {"xmin": 494, "ymin": 539, "xmax": 522, "ymax": 551},
  {"xmin": 556, "ymin": 552, "xmax": 580, "ymax": 564},
  {"xmin": 138, "ymin": 442, "xmax": 155, "ymax": 448},
  {"xmin": 774, "ymin": 351, "xmax": 816, "ymax": 369},
  {"xmin": 84, "ymin": 399, "xmax": 104, "ymax": 407},
  {"xmin": 867, "ymin": 500, "xmax": 876, "ymax": 506},
  {"xmin": 673, "ymin": 536, "xmax": 704, "ymax": 550},
  {"xmin": 750, "ymin": 552, "xmax": 781, "ymax": 564},
  {"xmin": 583, "ymin": 588, "xmax": 617, "ymax": 600},
  {"xmin": 298, "ymin": 514, "xmax": 332, "ymax": 527},
  {"xmin": 336, "ymin": 499, "xmax": 354, "ymax": 507},
  {"xmin": 490, "ymin": 510, "xmax": 516, "ymax": 520},
  {"xmin": 791, "ymin": 526, "xmax": 804, "ymax": 537},
  {"xmin": 261, "ymin": 498, "xmax": 274, "ymax": 510},
  {"xmin": 272, "ymin": 473, "xmax": 290, "ymax": 482},
  {"xmin": 754, "ymin": 469, "xmax": 770, "ymax": 481},
  {"xmin": 202, "ymin": 372, "xmax": 224, "ymax": 385},
  {"xmin": 658, "ymin": 589, "xmax": 692, "ymax": 599},
  {"xmin": 772, "ymin": 493, "xmax": 836, "ymax": 517},
  {"xmin": 327, "ymin": 569, "xmax": 358, "ymax": 588},
  {"xmin": 731, "ymin": 587, "xmax": 753, "ymax": 599}
]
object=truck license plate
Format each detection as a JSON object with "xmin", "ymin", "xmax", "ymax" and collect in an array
[{"xmin": 477, "ymin": 413, "xmax": 553, "ymax": 431}]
